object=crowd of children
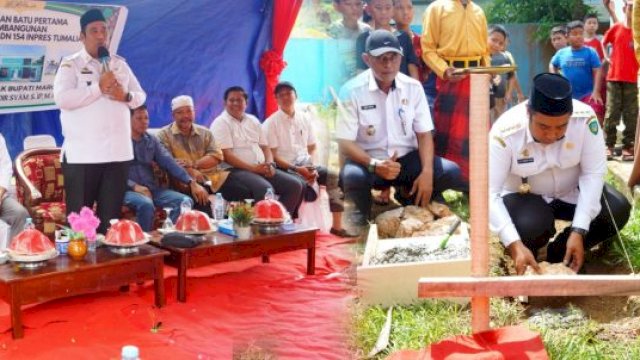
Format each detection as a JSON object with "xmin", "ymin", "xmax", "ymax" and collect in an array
[{"xmin": 547, "ymin": 0, "xmax": 637, "ymax": 161}]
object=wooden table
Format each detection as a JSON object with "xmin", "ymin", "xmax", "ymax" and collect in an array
[
  {"xmin": 0, "ymin": 245, "xmax": 167, "ymax": 339},
  {"xmin": 151, "ymin": 226, "xmax": 316, "ymax": 302}
]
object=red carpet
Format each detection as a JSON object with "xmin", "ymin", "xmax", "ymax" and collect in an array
[{"xmin": 0, "ymin": 233, "xmax": 355, "ymax": 359}]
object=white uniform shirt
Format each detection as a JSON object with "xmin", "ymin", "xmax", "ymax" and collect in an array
[
  {"xmin": 489, "ymin": 100, "xmax": 606, "ymax": 247},
  {"xmin": 0, "ymin": 135, "xmax": 12, "ymax": 196},
  {"xmin": 53, "ymin": 48, "xmax": 146, "ymax": 163},
  {"xmin": 211, "ymin": 110, "xmax": 267, "ymax": 168},
  {"xmin": 336, "ymin": 70, "xmax": 433, "ymax": 159},
  {"xmin": 263, "ymin": 107, "xmax": 316, "ymax": 164}
]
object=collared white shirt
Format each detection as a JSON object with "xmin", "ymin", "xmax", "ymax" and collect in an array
[
  {"xmin": 53, "ymin": 48, "xmax": 145, "ymax": 163},
  {"xmin": 210, "ymin": 110, "xmax": 267, "ymax": 168},
  {"xmin": 336, "ymin": 70, "xmax": 433, "ymax": 159},
  {"xmin": 489, "ymin": 100, "xmax": 606, "ymax": 247},
  {"xmin": 0, "ymin": 134, "xmax": 12, "ymax": 196},
  {"xmin": 263, "ymin": 106, "xmax": 316, "ymax": 164}
]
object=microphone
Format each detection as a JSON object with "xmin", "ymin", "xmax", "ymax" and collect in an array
[{"xmin": 97, "ymin": 46, "xmax": 110, "ymax": 73}]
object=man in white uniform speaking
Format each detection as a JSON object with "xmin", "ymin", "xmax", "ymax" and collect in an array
[
  {"xmin": 490, "ymin": 73, "xmax": 630, "ymax": 275},
  {"xmin": 54, "ymin": 9, "xmax": 146, "ymax": 233}
]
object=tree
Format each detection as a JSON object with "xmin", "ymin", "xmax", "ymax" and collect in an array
[{"xmin": 486, "ymin": 0, "xmax": 594, "ymax": 41}]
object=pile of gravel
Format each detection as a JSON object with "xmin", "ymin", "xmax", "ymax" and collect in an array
[{"xmin": 370, "ymin": 241, "xmax": 470, "ymax": 265}]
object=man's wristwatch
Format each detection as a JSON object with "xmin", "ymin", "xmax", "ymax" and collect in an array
[
  {"xmin": 368, "ymin": 158, "xmax": 379, "ymax": 174},
  {"xmin": 288, "ymin": 164, "xmax": 298, "ymax": 172},
  {"xmin": 570, "ymin": 226, "xmax": 588, "ymax": 238}
]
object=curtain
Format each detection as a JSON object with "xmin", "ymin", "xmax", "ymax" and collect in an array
[{"xmin": 260, "ymin": 0, "xmax": 303, "ymax": 117}]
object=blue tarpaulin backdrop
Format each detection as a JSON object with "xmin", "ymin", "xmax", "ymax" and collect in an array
[{"xmin": 0, "ymin": 0, "xmax": 273, "ymax": 158}]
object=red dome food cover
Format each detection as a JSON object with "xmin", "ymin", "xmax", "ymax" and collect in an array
[
  {"xmin": 105, "ymin": 220, "xmax": 146, "ymax": 245},
  {"xmin": 9, "ymin": 229, "xmax": 55, "ymax": 255},
  {"xmin": 175, "ymin": 210, "xmax": 212, "ymax": 232},
  {"xmin": 254, "ymin": 199, "xmax": 288, "ymax": 223}
]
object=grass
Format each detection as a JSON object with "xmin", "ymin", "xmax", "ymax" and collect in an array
[
  {"xmin": 606, "ymin": 202, "xmax": 640, "ymax": 272},
  {"xmin": 353, "ymin": 297, "xmax": 640, "ymax": 359},
  {"xmin": 352, "ymin": 299, "xmax": 525, "ymax": 359},
  {"xmin": 538, "ymin": 326, "xmax": 640, "ymax": 360},
  {"xmin": 604, "ymin": 170, "xmax": 640, "ymax": 273}
]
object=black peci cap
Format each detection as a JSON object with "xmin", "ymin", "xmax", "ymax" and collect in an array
[
  {"xmin": 529, "ymin": 73, "xmax": 573, "ymax": 116},
  {"xmin": 274, "ymin": 81, "xmax": 296, "ymax": 96},
  {"xmin": 80, "ymin": 9, "xmax": 106, "ymax": 31}
]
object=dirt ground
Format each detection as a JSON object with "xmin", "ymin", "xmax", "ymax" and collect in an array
[{"xmin": 494, "ymin": 220, "xmax": 640, "ymax": 341}]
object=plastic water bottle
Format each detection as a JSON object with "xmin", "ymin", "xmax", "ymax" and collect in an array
[
  {"xmin": 180, "ymin": 197, "xmax": 192, "ymax": 214},
  {"xmin": 24, "ymin": 217, "xmax": 35, "ymax": 230},
  {"xmin": 214, "ymin": 193, "xmax": 225, "ymax": 221},
  {"xmin": 121, "ymin": 345, "xmax": 140, "ymax": 360},
  {"xmin": 265, "ymin": 188, "xmax": 275, "ymax": 200}
]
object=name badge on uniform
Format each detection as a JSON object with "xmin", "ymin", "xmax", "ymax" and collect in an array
[
  {"xmin": 361, "ymin": 104, "xmax": 376, "ymax": 110},
  {"xmin": 517, "ymin": 148, "xmax": 533, "ymax": 164},
  {"xmin": 517, "ymin": 157, "xmax": 534, "ymax": 164},
  {"xmin": 80, "ymin": 67, "xmax": 93, "ymax": 74}
]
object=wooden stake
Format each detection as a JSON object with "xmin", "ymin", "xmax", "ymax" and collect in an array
[{"xmin": 469, "ymin": 74, "xmax": 491, "ymax": 332}]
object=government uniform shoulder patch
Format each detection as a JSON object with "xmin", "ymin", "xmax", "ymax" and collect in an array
[
  {"xmin": 492, "ymin": 136, "xmax": 506, "ymax": 148},
  {"xmin": 499, "ymin": 122, "xmax": 522, "ymax": 138},
  {"xmin": 587, "ymin": 116, "xmax": 599, "ymax": 135}
]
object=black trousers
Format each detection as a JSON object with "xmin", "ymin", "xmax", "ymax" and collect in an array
[
  {"xmin": 62, "ymin": 159, "xmax": 130, "ymax": 234},
  {"xmin": 219, "ymin": 168, "xmax": 304, "ymax": 218},
  {"xmin": 502, "ymin": 183, "xmax": 631, "ymax": 262}
]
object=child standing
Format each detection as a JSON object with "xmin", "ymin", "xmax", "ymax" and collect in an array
[
  {"xmin": 329, "ymin": 0, "xmax": 370, "ymax": 40},
  {"xmin": 550, "ymin": 21, "xmax": 603, "ymax": 107},
  {"xmin": 583, "ymin": 14, "xmax": 605, "ymax": 60},
  {"xmin": 393, "ymin": 0, "xmax": 436, "ymax": 111},
  {"xmin": 355, "ymin": 0, "xmax": 420, "ymax": 80},
  {"xmin": 330, "ymin": 0, "xmax": 371, "ymax": 81},
  {"xmin": 550, "ymin": 25, "xmax": 568, "ymax": 51},
  {"xmin": 583, "ymin": 13, "xmax": 608, "ymax": 125},
  {"xmin": 487, "ymin": 25, "xmax": 514, "ymax": 122},
  {"xmin": 503, "ymin": 35, "xmax": 526, "ymax": 108},
  {"xmin": 602, "ymin": 0, "xmax": 638, "ymax": 161}
]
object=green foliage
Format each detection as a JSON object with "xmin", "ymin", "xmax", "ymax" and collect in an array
[
  {"xmin": 485, "ymin": 0, "xmax": 593, "ymax": 41},
  {"xmin": 229, "ymin": 203, "xmax": 254, "ymax": 227},
  {"xmin": 442, "ymin": 190, "xmax": 469, "ymax": 221}
]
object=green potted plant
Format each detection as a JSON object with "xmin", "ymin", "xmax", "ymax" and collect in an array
[{"xmin": 229, "ymin": 202, "xmax": 254, "ymax": 240}]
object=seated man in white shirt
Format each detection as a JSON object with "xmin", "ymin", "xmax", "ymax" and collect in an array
[
  {"xmin": 0, "ymin": 134, "xmax": 29, "ymax": 240},
  {"xmin": 263, "ymin": 81, "xmax": 356, "ymax": 237},
  {"xmin": 489, "ymin": 73, "xmax": 631, "ymax": 275},
  {"xmin": 210, "ymin": 86, "xmax": 304, "ymax": 218}
]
